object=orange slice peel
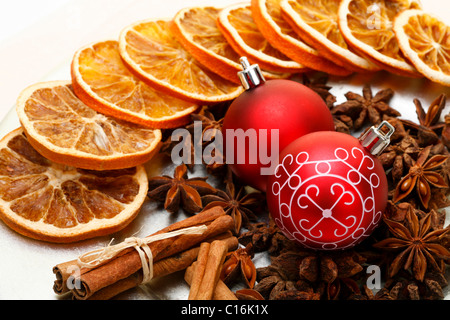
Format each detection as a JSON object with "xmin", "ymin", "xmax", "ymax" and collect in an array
[
  {"xmin": 118, "ymin": 19, "xmax": 243, "ymax": 104},
  {"xmin": 16, "ymin": 81, "xmax": 162, "ymax": 171},
  {"xmin": 71, "ymin": 40, "xmax": 200, "ymax": 129},
  {"xmin": 217, "ymin": 2, "xmax": 307, "ymax": 74},
  {"xmin": 394, "ymin": 9, "xmax": 450, "ymax": 86},
  {"xmin": 338, "ymin": 0, "xmax": 421, "ymax": 77},
  {"xmin": 0, "ymin": 128, "xmax": 148, "ymax": 243},
  {"xmin": 250, "ymin": 0, "xmax": 352, "ymax": 76},
  {"xmin": 170, "ymin": 6, "xmax": 290, "ymax": 84},
  {"xmin": 280, "ymin": 0, "xmax": 380, "ymax": 73}
]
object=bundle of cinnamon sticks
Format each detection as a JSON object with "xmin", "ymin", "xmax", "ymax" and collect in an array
[
  {"xmin": 184, "ymin": 241, "xmax": 238, "ymax": 300},
  {"xmin": 52, "ymin": 206, "xmax": 238, "ymax": 300}
]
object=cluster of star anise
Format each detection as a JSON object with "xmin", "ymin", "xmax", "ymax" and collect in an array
[
  {"xmin": 302, "ymin": 74, "xmax": 400, "ymax": 134},
  {"xmin": 147, "ymin": 162, "xmax": 265, "ymax": 233},
  {"xmin": 237, "ymin": 216, "xmax": 374, "ymax": 300},
  {"xmin": 376, "ymin": 94, "xmax": 450, "ymax": 210},
  {"xmin": 237, "ymin": 208, "xmax": 450, "ymax": 300}
]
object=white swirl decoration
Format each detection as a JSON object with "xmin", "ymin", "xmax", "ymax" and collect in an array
[{"xmin": 273, "ymin": 147, "xmax": 382, "ymax": 250}]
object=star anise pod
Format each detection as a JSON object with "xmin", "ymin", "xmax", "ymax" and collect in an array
[
  {"xmin": 235, "ymin": 289, "xmax": 265, "ymax": 300},
  {"xmin": 201, "ymin": 182, "xmax": 265, "ymax": 233},
  {"xmin": 221, "ymin": 243, "xmax": 256, "ymax": 288},
  {"xmin": 439, "ymin": 157, "xmax": 450, "ymax": 187},
  {"xmin": 185, "ymin": 108, "xmax": 227, "ymax": 175},
  {"xmin": 160, "ymin": 134, "xmax": 197, "ymax": 171},
  {"xmin": 441, "ymin": 113, "xmax": 450, "ymax": 150},
  {"xmin": 383, "ymin": 201, "xmax": 415, "ymax": 223},
  {"xmin": 298, "ymin": 251, "xmax": 366, "ymax": 300},
  {"xmin": 239, "ymin": 222, "xmax": 277, "ymax": 252},
  {"xmin": 393, "ymin": 145, "xmax": 448, "ymax": 208},
  {"xmin": 383, "ymin": 201, "xmax": 447, "ymax": 233},
  {"xmin": 378, "ymin": 134, "xmax": 421, "ymax": 182},
  {"xmin": 203, "ymin": 146, "xmax": 227, "ymax": 177},
  {"xmin": 302, "ymin": 73, "xmax": 336, "ymax": 109},
  {"xmin": 254, "ymin": 252, "xmax": 320, "ymax": 300},
  {"xmin": 373, "ymin": 207, "xmax": 450, "ymax": 282},
  {"xmin": 186, "ymin": 108, "xmax": 223, "ymax": 146},
  {"xmin": 240, "ymin": 220, "xmax": 303, "ymax": 257},
  {"xmin": 147, "ymin": 164, "xmax": 216, "ymax": 214},
  {"xmin": 375, "ymin": 270, "xmax": 448, "ymax": 300},
  {"xmin": 331, "ymin": 84, "xmax": 400, "ymax": 131},
  {"xmin": 401, "ymin": 94, "xmax": 446, "ymax": 136}
]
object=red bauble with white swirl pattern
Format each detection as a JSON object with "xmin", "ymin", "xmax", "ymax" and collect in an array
[{"xmin": 267, "ymin": 131, "xmax": 388, "ymax": 250}]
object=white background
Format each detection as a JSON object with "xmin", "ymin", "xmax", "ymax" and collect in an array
[{"xmin": 0, "ymin": 0, "xmax": 448, "ymax": 124}]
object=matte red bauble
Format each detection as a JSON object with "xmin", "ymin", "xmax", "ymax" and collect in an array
[
  {"xmin": 267, "ymin": 122, "xmax": 395, "ymax": 250},
  {"xmin": 222, "ymin": 58, "xmax": 334, "ymax": 191}
]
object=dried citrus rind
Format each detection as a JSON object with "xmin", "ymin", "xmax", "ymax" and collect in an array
[
  {"xmin": 171, "ymin": 6, "xmax": 291, "ymax": 83},
  {"xmin": 338, "ymin": 0, "xmax": 420, "ymax": 77},
  {"xmin": 119, "ymin": 19, "xmax": 243, "ymax": 104},
  {"xmin": 280, "ymin": 0, "xmax": 380, "ymax": 72},
  {"xmin": 217, "ymin": 2, "xmax": 307, "ymax": 74},
  {"xmin": 0, "ymin": 128, "xmax": 148, "ymax": 243},
  {"xmin": 72, "ymin": 40, "xmax": 199, "ymax": 129},
  {"xmin": 16, "ymin": 81, "xmax": 162, "ymax": 170},
  {"xmin": 250, "ymin": 0, "xmax": 352, "ymax": 76},
  {"xmin": 394, "ymin": 9, "xmax": 450, "ymax": 86}
]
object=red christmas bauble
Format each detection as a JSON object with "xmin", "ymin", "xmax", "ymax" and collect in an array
[
  {"xmin": 222, "ymin": 79, "xmax": 334, "ymax": 191},
  {"xmin": 267, "ymin": 127, "xmax": 392, "ymax": 250}
]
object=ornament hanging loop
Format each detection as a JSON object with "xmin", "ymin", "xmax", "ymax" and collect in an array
[
  {"xmin": 238, "ymin": 57, "xmax": 265, "ymax": 90},
  {"xmin": 359, "ymin": 120, "xmax": 395, "ymax": 156}
]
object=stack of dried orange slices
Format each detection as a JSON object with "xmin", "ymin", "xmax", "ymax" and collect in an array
[
  {"xmin": 217, "ymin": 2, "xmax": 306, "ymax": 74},
  {"xmin": 118, "ymin": 19, "xmax": 244, "ymax": 104},
  {"xmin": 250, "ymin": 0, "xmax": 352, "ymax": 76},
  {"xmin": 280, "ymin": 0, "xmax": 380, "ymax": 73},
  {"xmin": 4, "ymin": 82, "xmax": 154, "ymax": 243},
  {"xmin": 71, "ymin": 40, "xmax": 200, "ymax": 129},
  {"xmin": 338, "ymin": 0, "xmax": 421, "ymax": 77},
  {"xmin": 2, "ymin": 1, "xmax": 450, "ymax": 244},
  {"xmin": 170, "ymin": 6, "xmax": 295, "ymax": 83},
  {"xmin": 0, "ymin": 11, "xmax": 245, "ymax": 243},
  {"xmin": 394, "ymin": 9, "xmax": 450, "ymax": 86}
]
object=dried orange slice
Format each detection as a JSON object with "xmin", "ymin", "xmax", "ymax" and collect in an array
[
  {"xmin": 338, "ymin": 0, "xmax": 421, "ymax": 77},
  {"xmin": 394, "ymin": 9, "xmax": 450, "ymax": 86},
  {"xmin": 16, "ymin": 81, "xmax": 162, "ymax": 171},
  {"xmin": 0, "ymin": 128, "xmax": 148, "ymax": 243},
  {"xmin": 280, "ymin": 0, "xmax": 380, "ymax": 73},
  {"xmin": 118, "ymin": 19, "xmax": 243, "ymax": 104},
  {"xmin": 251, "ymin": 0, "xmax": 352, "ymax": 76},
  {"xmin": 217, "ymin": 2, "xmax": 306, "ymax": 74},
  {"xmin": 171, "ymin": 6, "xmax": 290, "ymax": 84},
  {"xmin": 71, "ymin": 40, "xmax": 199, "ymax": 129}
]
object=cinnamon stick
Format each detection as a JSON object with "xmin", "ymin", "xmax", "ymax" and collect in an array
[
  {"xmin": 53, "ymin": 206, "xmax": 233, "ymax": 300},
  {"xmin": 192, "ymin": 240, "xmax": 228, "ymax": 300},
  {"xmin": 84, "ymin": 234, "xmax": 238, "ymax": 300},
  {"xmin": 185, "ymin": 262, "xmax": 237, "ymax": 300},
  {"xmin": 187, "ymin": 242, "xmax": 210, "ymax": 300},
  {"xmin": 55, "ymin": 207, "xmax": 226, "ymax": 293}
]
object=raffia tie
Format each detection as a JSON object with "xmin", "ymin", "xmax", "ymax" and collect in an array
[{"xmin": 77, "ymin": 225, "xmax": 208, "ymax": 284}]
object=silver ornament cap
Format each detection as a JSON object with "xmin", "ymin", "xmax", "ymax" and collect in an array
[
  {"xmin": 359, "ymin": 120, "xmax": 395, "ymax": 156},
  {"xmin": 238, "ymin": 57, "xmax": 265, "ymax": 90}
]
